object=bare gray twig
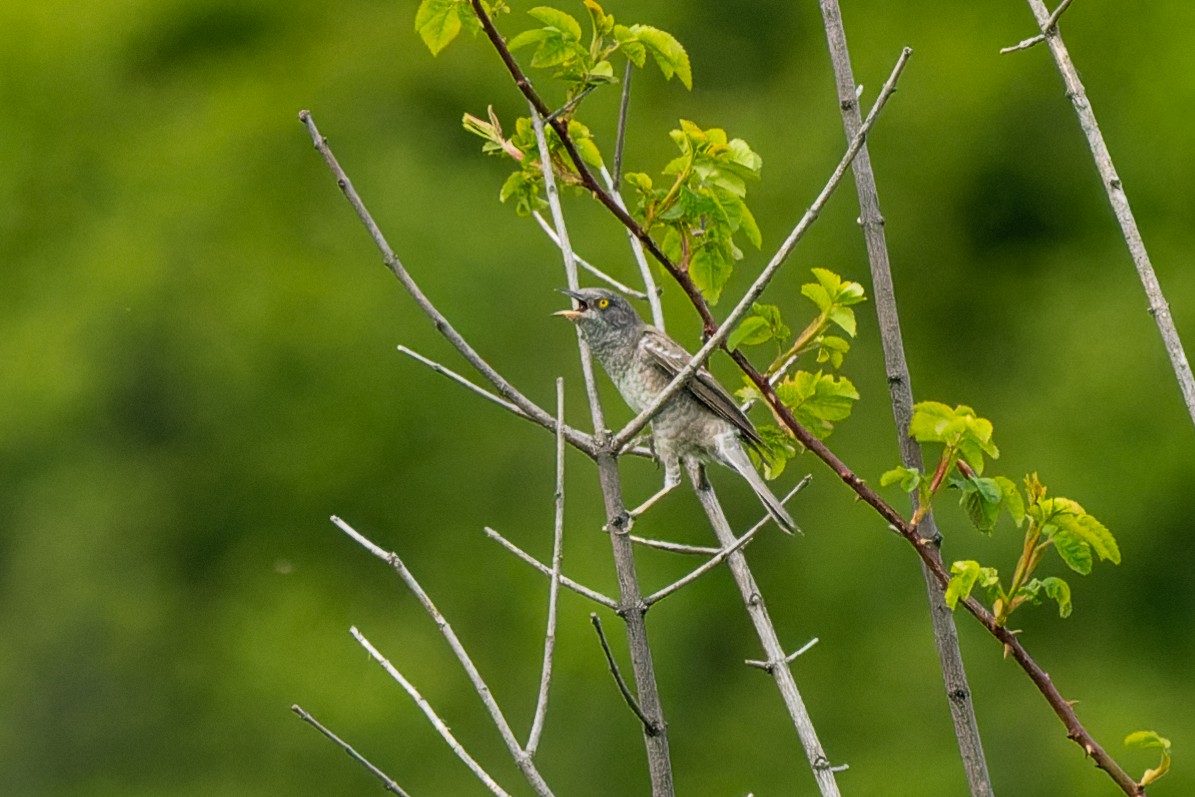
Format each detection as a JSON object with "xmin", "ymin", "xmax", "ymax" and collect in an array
[
  {"xmin": 291, "ymin": 704, "xmax": 412, "ymax": 797},
  {"xmin": 609, "ymin": 47, "xmax": 914, "ymax": 453},
  {"xmin": 526, "ymin": 379, "xmax": 567, "ymax": 756},
  {"xmin": 350, "ymin": 627, "xmax": 513, "ymax": 797},
  {"xmin": 484, "ymin": 526, "xmax": 619, "ymax": 610},
  {"xmin": 530, "ymin": 105, "xmax": 676, "ymax": 795},
  {"xmin": 531, "ymin": 211, "xmax": 650, "ymax": 299},
  {"xmin": 589, "ymin": 613, "xmax": 660, "ymax": 734},
  {"xmin": 744, "ymin": 637, "xmax": 819, "ymax": 672},
  {"xmin": 1013, "ymin": 0, "xmax": 1195, "ymax": 432}
]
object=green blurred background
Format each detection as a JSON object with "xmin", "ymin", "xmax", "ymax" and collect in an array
[{"xmin": 3, "ymin": 0, "xmax": 1192, "ymax": 794}]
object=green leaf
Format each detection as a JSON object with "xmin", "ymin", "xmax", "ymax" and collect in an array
[
  {"xmin": 1125, "ymin": 730, "xmax": 1172, "ymax": 787},
  {"xmin": 612, "ymin": 24, "xmax": 646, "ymax": 66},
  {"xmin": 774, "ymin": 371, "xmax": 860, "ymax": 439},
  {"xmin": 1021, "ymin": 576, "xmax": 1073, "ymax": 618},
  {"xmin": 815, "ymin": 335, "xmax": 851, "ymax": 369},
  {"xmin": 908, "ymin": 401, "xmax": 961, "ymax": 443},
  {"xmin": 1037, "ymin": 496, "xmax": 1120, "ymax": 569},
  {"xmin": 507, "ymin": 27, "xmax": 551, "ymax": 51},
  {"xmin": 827, "ymin": 305, "xmax": 857, "ymax": 337},
  {"xmin": 415, "ymin": 0, "xmax": 465, "ymax": 55},
  {"xmin": 728, "ymin": 316, "xmax": 772, "ymax": 351},
  {"xmin": 1051, "ymin": 528, "xmax": 1093, "ymax": 575},
  {"xmin": 945, "ymin": 560, "xmax": 999, "ymax": 610},
  {"xmin": 752, "ymin": 424, "xmax": 798, "ymax": 480},
  {"xmin": 881, "ymin": 466, "xmax": 922, "ymax": 493},
  {"xmin": 800, "ymin": 281, "xmax": 832, "ymax": 315},
  {"xmin": 689, "ymin": 241, "xmax": 732, "ymax": 305},
  {"xmin": 958, "ymin": 475, "xmax": 1004, "ymax": 534},
  {"xmin": 527, "ymin": 6, "xmax": 583, "ymax": 40},
  {"xmin": 994, "ymin": 475, "xmax": 1025, "ymax": 527},
  {"xmin": 630, "ymin": 25, "xmax": 692, "ymax": 89}
]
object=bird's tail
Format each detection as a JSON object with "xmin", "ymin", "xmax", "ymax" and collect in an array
[{"xmin": 718, "ymin": 436, "xmax": 797, "ymax": 534}]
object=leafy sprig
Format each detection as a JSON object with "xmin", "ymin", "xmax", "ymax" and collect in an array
[
  {"xmin": 883, "ymin": 404, "xmax": 1120, "ymax": 625},
  {"xmin": 625, "ymin": 121, "xmax": 761, "ymax": 304},
  {"xmin": 733, "ymin": 270, "xmax": 866, "ymax": 476}
]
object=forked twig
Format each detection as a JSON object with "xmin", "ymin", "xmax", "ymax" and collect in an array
[
  {"xmin": 332, "ymin": 517, "xmax": 556, "ymax": 797},
  {"xmin": 298, "ymin": 110, "xmax": 595, "ymax": 458}
]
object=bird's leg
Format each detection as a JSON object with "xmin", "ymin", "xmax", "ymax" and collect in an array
[{"xmin": 628, "ymin": 461, "xmax": 682, "ymax": 520}]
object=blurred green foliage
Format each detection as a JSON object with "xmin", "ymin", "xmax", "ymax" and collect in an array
[{"xmin": 2, "ymin": 0, "xmax": 1193, "ymax": 795}]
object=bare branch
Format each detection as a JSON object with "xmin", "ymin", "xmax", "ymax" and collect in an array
[
  {"xmin": 297, "ymin": 110, "xmax": 594, "ymax": 458},
  {"xmin": 526, "ymin": 379, "xmax": 567, "ymax": 756},
  {"xmin": 531, "ymin": 211, "xmax": 650, "ymax": 299},
  {"xmin": 644, "ymin": 476, "xmax": 811, "ymax": 606},
  {"xmin": 349, "ymin": 627, "xmax": 513, "ymax": 797},
  {"xmin": 589, "ymin": 613, "xmax": 661, "ymax": 735},
  {"xmin": 1013, "ymin": 0, "xmax": 1195, "ymax": 432},
  {"xmin": 332, "ymin": 518, "xmax": 556, "ymax": 797},
  {"xmin": 1001, "ymin": 0, "xmax": 1076, "ymax": 51},
  {"xmin": 483, "ymin": 526, "xmax": 619, "ymax": 609},
  {"xmin": 291, "ymin": 704, "xmax": 412, "ymax": 797},
  {"xmin": 816, "ymin": 3, "xmax": 992, "ymax": 793},
  {"xmin": 609, "ymin": 46, "xmax": 914, "ymax": 452}
]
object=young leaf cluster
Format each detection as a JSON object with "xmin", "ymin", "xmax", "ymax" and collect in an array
[
  {"xmin": 624, "ymin": 121, "xmax": 762, "ymax": 304},
  {"xmin": 507, "ymin": 2, "xmax": 691, "ymax": 95},
  {"xmin": 735, "ymin": 269, "xmax": 865, "ymax": 477},
  {"xmin": 462, "ymin": 107, "xmax": 604, "ymax": 215},
  {"xmin": 415, "ymin": 0, "xmax": 505, "ymax": 56},
  {"xmin": 883, "ymin": 404, "xmax": 1121, "ymax": 625}
]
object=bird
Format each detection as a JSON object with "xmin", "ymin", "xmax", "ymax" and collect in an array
[{"xmin": 555, "ymin": 286, "xmax": 795, "ymax": 533}]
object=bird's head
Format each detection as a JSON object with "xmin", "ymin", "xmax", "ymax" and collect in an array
[{"xmin": 555, "ymin": 287, "xmax": 641, "ymax": 331}]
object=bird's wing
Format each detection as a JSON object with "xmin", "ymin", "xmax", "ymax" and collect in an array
[{"xmin": 638, "ymin": 327, "xmax": 766, "ymax": 451}]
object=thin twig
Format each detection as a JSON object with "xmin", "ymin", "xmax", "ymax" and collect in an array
[
  {"xmin": 1016, "ymin": 0, "xmax": 1195, "ymax": 432},
  {"xmin": 526, "ymin": 379, "xmax": 567, "ymax": 756},
  {"xmin": 350, "ymin": 627, "xmax": 513, "ymax": 797},
  {"xmin": 609, "ymin": 47, "xmax": 914, "ymax": 453},
  {"xmin": 531, "ymin": 211, "xmax": 649, "ymax": 298},
  {"xmin": 629, "ymin": 536, "xmax": 721, "ymax": 556},
  {"xmin": 484, "ymin": 527, "xmax": 619, "ymax": 609},
  {"xmin": 816, "ymin": 4, "xmax": 992, "ymax": 794},
  {"xmin": 613, "ymin": 60, "xmax": 633, "ymax": 185},
  {"xmin": 333, "ymin": 518, "xmax": 556, "ymax": 797},
  {"xmin": 599, "ymin": 165, "xmax": 667, "ymax": 330},
  {"xmin": 745, "ymin": 637, "xmax": 819, "ymax": 671},
  {"xmin": 299, "ymin": 111, "xmax": 595, "ymax": 458},
  {"xmin": 644, "ymin": 477, "xmax": 811, "ymax": 606},
  {"xmin": 589, "ymin": 613, "xmax": 660, "ymax": 734},
  {"xmin": 291, "ymin": 704, "xmax": 413, "ymax": 797}
]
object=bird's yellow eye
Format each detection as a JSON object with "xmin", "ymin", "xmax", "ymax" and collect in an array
[{"xmin": 597, "ymin": 298, "xmax": 610, "ymax": 309}]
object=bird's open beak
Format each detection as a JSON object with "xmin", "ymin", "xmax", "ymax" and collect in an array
[{"xmin": 554, "ymin": 288, "xmax": 585, "ymax": 320}]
